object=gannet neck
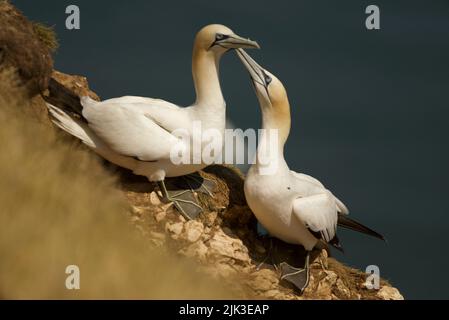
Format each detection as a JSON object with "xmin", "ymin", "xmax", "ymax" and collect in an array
[
  {"xmin": 253, "ymin": 99, "xmax": 292, "ymax": 173},
  {"xmin": 262, "ymin": 101, "xmax": 291, "ymax": 146},
  {"xmin": 253, "ymin": 116, "xmax": 288, "ymax": 173},
  {"xmin": 192, "ymin": 46, "xmax": 224, "ymax": 108}
]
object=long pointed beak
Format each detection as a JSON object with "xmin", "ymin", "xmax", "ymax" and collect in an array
[
  {"xmin": 219, "ymin": 34, "xmax": 260, "ymax": 49},
  {"xmin": 235, "ymin": 48, "xmax": 266, "ymax": 87}
]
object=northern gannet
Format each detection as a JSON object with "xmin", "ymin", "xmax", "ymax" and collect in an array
[
  {"xmin": 46, "ymin": 25, "xmax": 259, "ymax": 220},
  {"xmin": 236, "ymin": 49, "xmax": 384, "ymax": 293}
]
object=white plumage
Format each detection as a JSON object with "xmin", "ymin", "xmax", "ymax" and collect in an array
[
  {"xmin": 237, "ymin": 48, "xmax": 349, "ymax": 251},
  {"xmin": 46, "ymin": 25, "xmax": 259, "ymax": 184}
]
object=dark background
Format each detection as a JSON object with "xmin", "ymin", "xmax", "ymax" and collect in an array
[{"xmin": 12, "ymin": 0, "xmax": 449, "ymax": 299}]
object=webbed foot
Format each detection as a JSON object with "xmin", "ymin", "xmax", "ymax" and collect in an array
[
  {"xmin": 179, "ymin": 172, "xmax": 216, "ymax": 197},
  {"xmin": 157, "ymin": 180, "xmax": 203, "ymax": 220},
  {"xmin": 279, "ymin": 252, "xmax": 310, "ymax": 294}
]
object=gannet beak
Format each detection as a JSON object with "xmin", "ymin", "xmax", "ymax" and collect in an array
[
  {"xmin": 214, "ymin": 34, "xmax": 260, "ymax": 50},
  {"xmin": 236, "ymin": 48, "xmax": 273, "ymax": 106},
  {"xmin": 235, "ymin": 48, "xmax": 268, "ymax": 88}
]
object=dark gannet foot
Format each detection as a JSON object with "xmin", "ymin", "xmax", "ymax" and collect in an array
[
  {"xmin": 279, "ymin": 252, "xmax": 310, "ymax": 294},
  {"xmin": 157, "ymin": 180, "xmax": 203, "ymax": 220},
  {"xmin": 180, "ymin": 172, "xmax": 216, "ymax": 197}
]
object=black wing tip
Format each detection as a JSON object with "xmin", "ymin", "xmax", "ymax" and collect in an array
[
  {"xmin": 44, "ymin": 77, "xmax": 85, "ymax": 117},
  {"xmin": 365, "ymin": 228, "xmax": 386, "ymax": 242},
  {"xmin": 370, "ymin": 229, "xmax": 386, "ymax": 242},
  {"xmin": 338, "ymin": 214, "xmax": 386, "ymax": 242}
]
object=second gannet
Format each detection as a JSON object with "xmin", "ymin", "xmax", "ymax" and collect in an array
[
  {"xmin": 46, "ymin": 25, "xmax": 259, "ymax": 220},
  {"xmin": 236, "ymin": 49, "xmax": 384, "ymax": 293}
]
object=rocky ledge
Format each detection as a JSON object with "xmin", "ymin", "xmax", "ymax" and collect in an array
[{"xmin": 123, "ymin": 165, "xmax": 402, "ymax": 300}]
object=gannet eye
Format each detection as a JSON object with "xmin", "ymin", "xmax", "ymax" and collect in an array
[
  {"xmin": 215, "ymin": 33, "xmax": 229, "ymax": 41},
  {"xmin": 261, "ymin": 70, "xmax": 272, "ymax": 85},
  {"xmin": 264, "ymin": 74, "xmax": 272, "ymax": 85}
]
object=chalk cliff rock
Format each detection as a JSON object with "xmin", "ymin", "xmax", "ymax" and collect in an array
[{"xmin": 124, "ymin": 168, "xmax": 403, "ymax": 300}]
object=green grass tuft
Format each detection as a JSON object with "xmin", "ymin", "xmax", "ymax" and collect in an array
[{"xmin": 32, "ymin": 22, "xmax": 58, "ymax": 52}]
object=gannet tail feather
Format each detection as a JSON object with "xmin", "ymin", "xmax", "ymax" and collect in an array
[
  {"xmin": 337, "ymin": 214, "xmax": 385, "ymax": 241},
  {"xmin": 46, "ymin": 103, "xmax": 139, "ymax": 171},
  {"xmin": 46, "ymin": 103, "xmax": 95, "ymax": 148},
  {"xmin": 45, "ymin": 78, "xmax": 84, "ymax": 117}
]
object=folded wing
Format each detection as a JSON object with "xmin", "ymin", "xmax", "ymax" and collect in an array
[
  {"xmin": 291, "ymin": 171, "xmax": 349, "ymax": 214},
  {"xmin": 82, "ymin": 97, "xmax": 183, "ymax": 162},
  {"xmin": 292, "ymin": 192, "xmax": 338, "ymax": 243}
]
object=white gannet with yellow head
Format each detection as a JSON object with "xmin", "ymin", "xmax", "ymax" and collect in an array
[
  {"xmin": 236, "ymin": 49, "xmax": 384, "ymax": 293},
  {"xmin": 46, "ymin": 25, "xmax": 259, "ymax": 220}
]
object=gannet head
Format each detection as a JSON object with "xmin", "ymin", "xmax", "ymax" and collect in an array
[
  {"xmin": 236, "ymin": 49, "xmax": 289, "ymax": 113},
  {"xmin": 236, "ymin": 48, "xmax": 291, "ymax": 140},
  {"xmin": 195, "ymin": 24, "xmax": 260, "ymax": 54}
]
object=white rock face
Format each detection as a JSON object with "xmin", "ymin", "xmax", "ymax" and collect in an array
[
  {"xmin": 377, "ymin": 286, "xmax": 404, "ymax": 300},
  {"xmin": 183, "ymin": 221, "xmax": 204, "ymax": 243}
]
